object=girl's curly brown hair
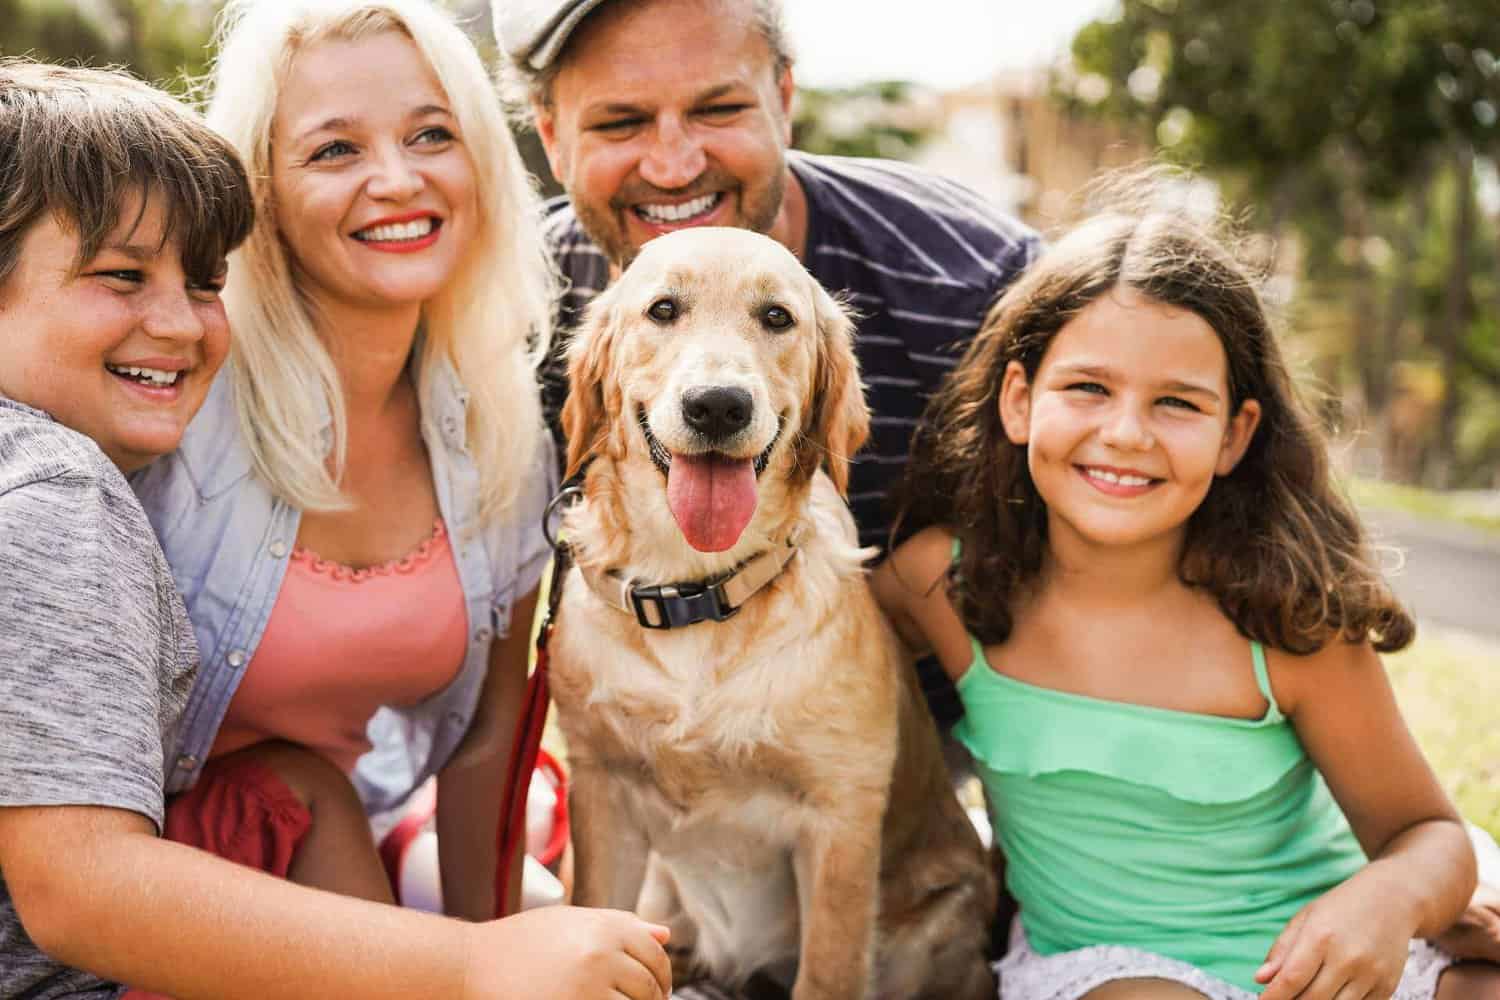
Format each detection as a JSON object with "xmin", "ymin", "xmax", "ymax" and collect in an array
[{"xmin": 894, "ymin": 183, "xmax": 1413, "ymax": 656}]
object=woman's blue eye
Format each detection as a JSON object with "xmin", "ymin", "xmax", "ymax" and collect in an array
[
  {"xmin": 414, "ymin": 126, "xmax": 455, "ymax": 145},
  {"xmin": 310, "ymin": 140, "xmax": 356, "ymax": 162},
  {"xmin": 1159, "ymin": 396, "xmax": 1200, "ymax": 411},
  {"xmin": 1067, "ymin": 382, "xmax": 1107, "ymax": 394}
]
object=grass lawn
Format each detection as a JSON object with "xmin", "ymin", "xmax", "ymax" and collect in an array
[
  {"xmin": 1350, "ymin": 477, "xmax": 1500, "ymax": 539},
  {"xmin": 1387, "ymin": 628, "xmax": 1500, "ymax": 841}
]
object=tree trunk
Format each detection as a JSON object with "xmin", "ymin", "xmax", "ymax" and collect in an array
[
  {"xmin": 1344, "ymin": 179, "xmax": 1380, "ymax": 431},
  {"xmin": 1375, "ymin": 165, "xmax": 1431, "ymax": 481},
  {"xmin": 1427, "ymin": 142, "xmax": 1475, "ymax": 489}
]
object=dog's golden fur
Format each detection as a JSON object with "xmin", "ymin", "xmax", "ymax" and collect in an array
[{"xmin": 553, "ymin": 228, "xmax": 995, "ymax": 999}]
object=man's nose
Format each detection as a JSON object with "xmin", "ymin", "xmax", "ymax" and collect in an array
[{"xmin": 640, "ymin": 116, "xmax": 707, "ymax": 190}]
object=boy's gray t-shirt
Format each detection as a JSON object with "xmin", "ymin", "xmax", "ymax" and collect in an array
[{"xmin": 0, "ymin": 398, "xmax": 196, "ymax": 998}]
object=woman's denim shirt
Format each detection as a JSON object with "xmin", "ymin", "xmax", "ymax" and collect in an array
[{"xmin": 131, "ymin": 353, "xmax": 556, "ymax": 814}]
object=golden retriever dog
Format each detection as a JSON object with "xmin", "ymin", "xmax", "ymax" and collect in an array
[{"xmin": 551, "ymin": 227, "xmax": 996, "ymax": 1000}]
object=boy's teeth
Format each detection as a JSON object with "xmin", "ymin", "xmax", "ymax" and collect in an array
[
  {"xmin": 107, "ymin": 364, "xmax": 180, "ymax": 386},
  {"xmin": 357, "ymin": 218, "xmax": 435, "ymax": 242},
  {"xmin": 638, "ymin": 193, "xmax": 718, "ymax": 223}
]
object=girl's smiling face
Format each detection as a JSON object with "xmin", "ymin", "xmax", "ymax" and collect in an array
[{"xmin": 999, "ymin": 286, "xmax": 1261, "ymax": 557}]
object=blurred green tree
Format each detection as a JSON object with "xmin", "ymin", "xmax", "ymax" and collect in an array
[
  {"xmin": 0, "ymin": 0, "xmax": 219, "ymax": 94},
  {"xmin": 1067, "ymin": 0, "xmax": 1499, "ymax": 487},
  {"xmin": 793, "ymin": 81, "xmax": 939, "ymax": 161}
]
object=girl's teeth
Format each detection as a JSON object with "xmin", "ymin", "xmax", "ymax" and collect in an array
[
  {"xmin": 638, "ymin": 193, "xmax": 718, "ymax": 223},
  {"xmin": 1089, "ymin": 468, "xmax": 1151, "ymax": 487},
  {"xmin": 357, "ymin": 218, "xmax": 435, "ymax": 242},
  {"xmin": 107, "ymin": 365, "xmax": 180, "ymax": 386}
]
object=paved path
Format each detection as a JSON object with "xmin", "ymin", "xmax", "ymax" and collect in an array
[{"xmin": 1363, "ymin": 508, "xmax": 1500, "ymax": 639}]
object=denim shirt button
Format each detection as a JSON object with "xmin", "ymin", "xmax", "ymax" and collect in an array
[
  {"xmin": 268, "ymin": 541, "xmax": 288, "ymax": 559},
  {"xmin": 447, "ymin": 711, "xmax": 466, "ymax": 727},
  {"xmin": 176, "ymin": 754, "xmax": 198, "ymax": 771},
  {"xmin": 226, "ymin": 649, "xmax": 246, "ymax": 668},
  {"xmin": 475, "ymin": 625, "xmax": 492, "ymax": 643}
]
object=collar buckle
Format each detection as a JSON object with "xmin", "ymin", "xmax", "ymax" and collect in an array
[{"xmin": 629, "ymin": 579, "xmax": 739, "ymax": 629}]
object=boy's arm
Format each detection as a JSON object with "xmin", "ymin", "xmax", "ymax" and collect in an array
[
  {"xmin": 0, "ymin": 805, "xmax": 469, "ymax": 997},
  {"xmin": 435, "ymin": 586, "xmax": 541, "ymax": 920},
  {"xmin": 0, "ymin": 803, "xmax": 673, "ymax": 1000}
]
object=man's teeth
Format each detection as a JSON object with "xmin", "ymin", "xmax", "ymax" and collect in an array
[
  {"xmin": 1088, "ymin": 467, "xmax": 1152, "ymax": 487},
  {"xmin": 357, "ymin": 218, "xmax": 435, "ymax": 242},
  {"xmin": 637, "ymin": 194, "xmax": 718, "ymax": 224},
  {"xmin": 107, "ymin": 364, "xmax": 180, "ymax": 386}
]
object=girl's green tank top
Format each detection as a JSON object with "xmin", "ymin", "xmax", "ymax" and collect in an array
[{"xmin": 949, "ymin": 541, "xmax": 1366, "ymax": 992}]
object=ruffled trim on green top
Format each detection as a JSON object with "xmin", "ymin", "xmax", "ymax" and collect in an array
[{"xmin": 953, "ymin": 640, "xmax": 1307, "ymax": 806}]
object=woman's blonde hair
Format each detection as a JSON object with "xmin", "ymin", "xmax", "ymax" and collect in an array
[{"xmin": 207, "ymin": 0, "xmax": 555, "ymax": 519}]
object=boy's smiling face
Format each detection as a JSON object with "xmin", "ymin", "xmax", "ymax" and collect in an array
[{"xmin": 0, "ymin": 191, "xmax": 229, "ymax": 472}]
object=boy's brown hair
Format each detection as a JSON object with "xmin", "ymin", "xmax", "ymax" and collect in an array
[{"xmin": 0, "ymin": 59, "xmax": 253, "ymax": 290}]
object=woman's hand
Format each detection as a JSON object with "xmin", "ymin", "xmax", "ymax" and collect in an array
[
  {"xmin": 465, "ymin": 906, "xmax": 671, "ymax": 1000},
  {"xmin": 1256, "ymin": 871, "xmax": 1412, "ymax": 1000}
]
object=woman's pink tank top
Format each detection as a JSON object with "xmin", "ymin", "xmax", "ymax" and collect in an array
[{"xmin": 211, "ymin": 519, "xmax": 468, "ymax": 772}]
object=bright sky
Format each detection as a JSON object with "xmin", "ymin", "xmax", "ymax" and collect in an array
[{"xmin": 785, "ymin": 0, "xmax": 1117, "ymax": 91}]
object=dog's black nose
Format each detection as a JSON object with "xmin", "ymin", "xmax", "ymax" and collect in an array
[{"xmin": 682, "ymin": 386, "xmax": 753, "ymax": 440}]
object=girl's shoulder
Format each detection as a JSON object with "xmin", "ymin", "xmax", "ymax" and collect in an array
[
  {"xmin": 889, "ymin": 524, "xmax": 959, "ymax": 579},
  {"xmin": 872, "ymin": 525, "xmax": 973, "ymax": 681},
  {"xmin": 1262, "ymin": 633, "xmax": 1384, "ymax": 719}
]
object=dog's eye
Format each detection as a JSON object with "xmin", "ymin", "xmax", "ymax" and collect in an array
[
  {"xmin": 647, "ymin": 298, "xmax": 679, "ymax": 324},
  {"xmin": 763, "ymin": 305, "xmax": 794, "ymax": 331}
]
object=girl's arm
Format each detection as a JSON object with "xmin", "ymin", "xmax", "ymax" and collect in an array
[
  {"xmin": 870, "ymin": 526, "xmax": 973, "ymax": 682},
  {"xmin": 1257, "ymin": 638, "xmax": 1475, "ymax": 1000},
  {"xmin": 436, "ymin": 586, "xmax": 541, "ymax": 920},
  {"xmin": 0, "ymin": 803, "xmax": 671, "ymax": 999}
]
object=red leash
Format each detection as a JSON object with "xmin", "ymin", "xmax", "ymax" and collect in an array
[
  {"xmin": 492, "ymin": 616, "xmax": 553, "ymax": 916},
  {"xmin": 494, "ymin": 485, "xmax": 581, "ymax": 916}
]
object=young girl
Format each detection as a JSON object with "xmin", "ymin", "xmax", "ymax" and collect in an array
[{"xmin": 872, "ymin": 186, "xmax": 1500, "ymax": 1000}]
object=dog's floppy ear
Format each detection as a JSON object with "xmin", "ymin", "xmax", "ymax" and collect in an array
[
  {"xmin": 561, "ymin": 289, "xmax": 627, "ymax": 479},
  {"xmin": 798, "ymin": 283, "xmax": 870, "ymax": 496}
]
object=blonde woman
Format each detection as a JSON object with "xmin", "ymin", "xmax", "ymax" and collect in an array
[{"xmin": 132, "ymin": 4, "xmax": 656, "ymax": 975}]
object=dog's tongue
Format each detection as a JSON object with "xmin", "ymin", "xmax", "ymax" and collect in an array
[{"xmin": 666, "ymin": 452, "xmax": 758, "ymax": 552}]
